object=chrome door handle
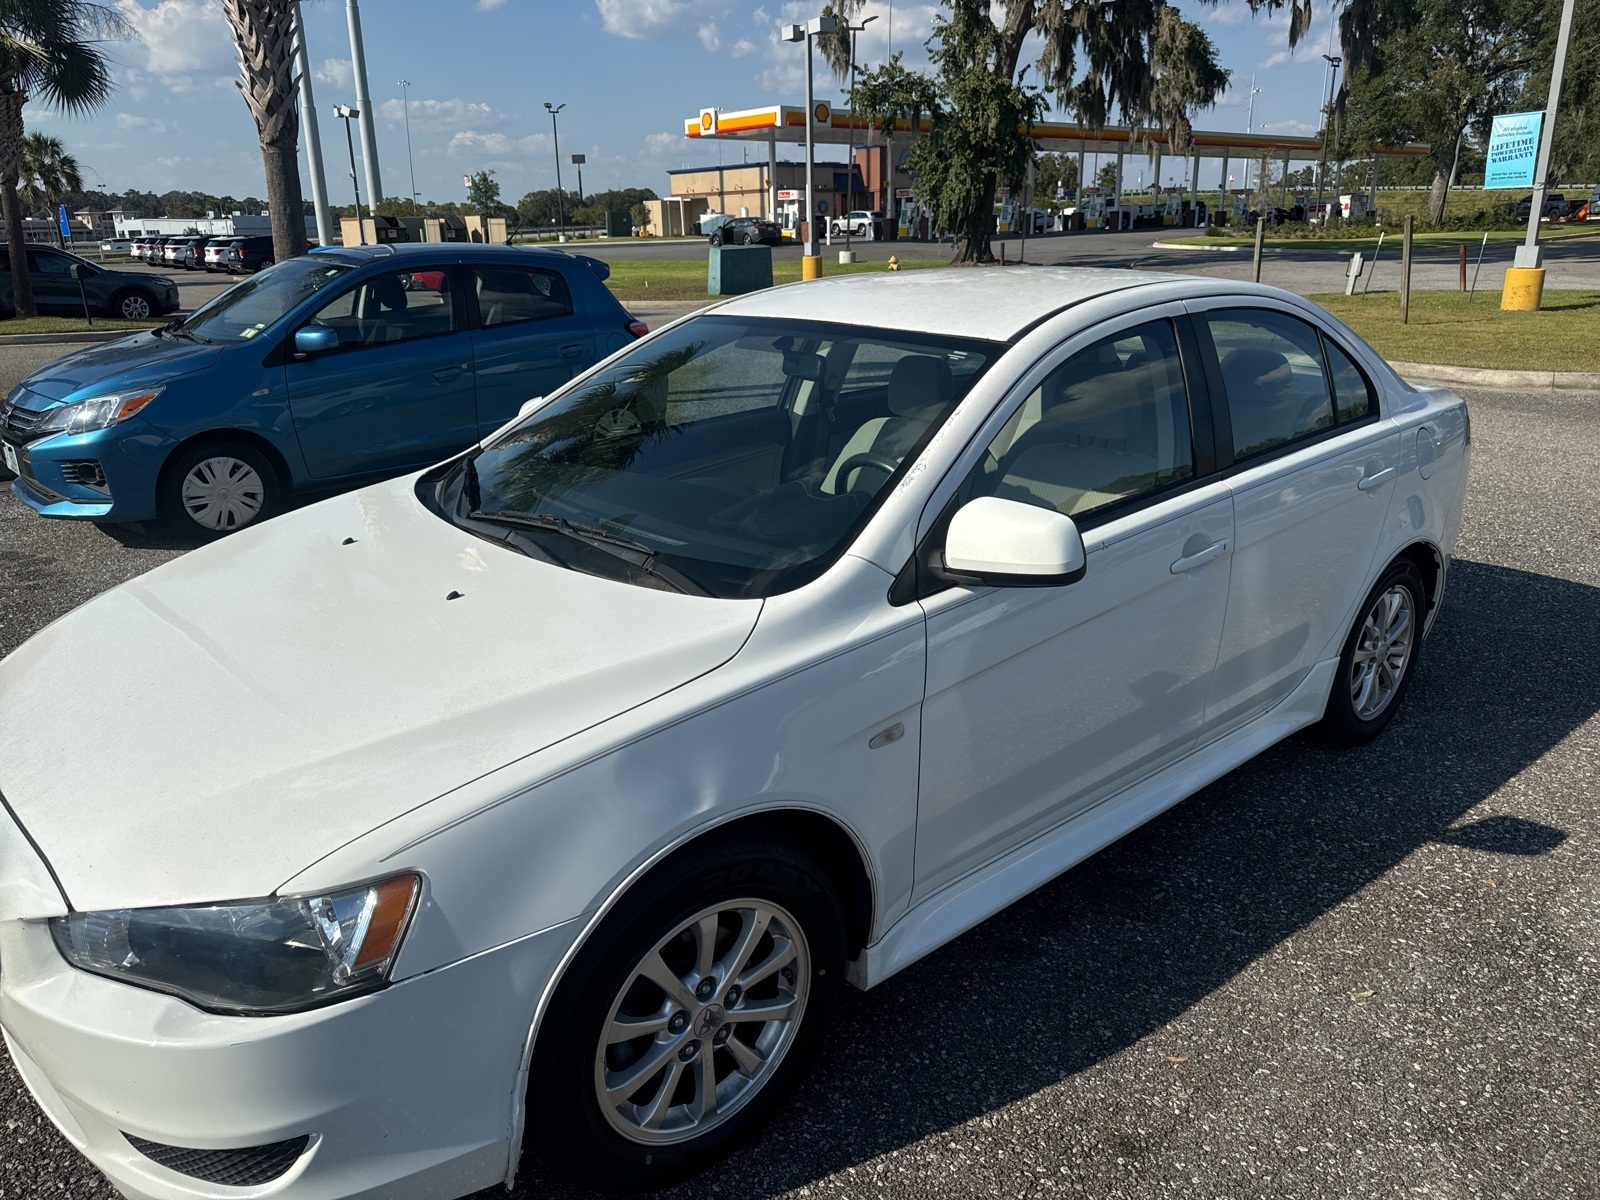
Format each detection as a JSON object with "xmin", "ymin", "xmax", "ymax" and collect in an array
[
  {"xmin": 1170, "ymin": 539, "xmax": 1229, "ymax": 574},
  {"xmin": 559, "ymin": 342, "xmax": 585, "ymax": 358},
  {"xmin": 1357, "ymin": 467, "xmax": 1396, "ymax": 491}
]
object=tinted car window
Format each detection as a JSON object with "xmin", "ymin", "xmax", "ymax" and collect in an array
[
  {"xmin": 456, "ymin": 315, "xmax": 999, "ymax": 598},
  {"xmin": 1325, "ymin": 339, "xmax": 1375, "ymax": 424},
  {"xmin": 472, "ymin": 265, "xmax": 572, "ymax": 328},
  {"xmin": 965, "ymin": 319, "xmax": 1194, "ymax": 521},
  {"xmin": 310, "ymin": 268, "xmax": 456, "ymax": 349},
  {"xmin": 27, "ymin": 249, "xmax": 74, "ymax": 276},
  {"xmin": 1204, "ymin": 309, "xmax": 1335, "ymax": 460}
]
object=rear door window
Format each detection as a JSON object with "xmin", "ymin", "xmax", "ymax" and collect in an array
[
  {"xmin": 1202, "ymin": 309, "xmax": 1336, "ymax": 461},
  {"xmin": 471, "ymin": 265, "xmax": 574, "ymax": 328}
]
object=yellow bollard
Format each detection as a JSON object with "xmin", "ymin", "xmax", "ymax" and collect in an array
[
  {"xmin": 887, "ymin": 255, "xmax": 900, "ymax": 271},
  {"xmin": 1501, "ymin": 266, "xmax": 1546, "ymax": 311},
  {"xmin": 801, "ymin": 255, "xmax": 822, "ymax": 281}
]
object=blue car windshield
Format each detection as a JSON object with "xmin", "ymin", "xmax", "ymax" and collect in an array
[
  {"xmin": 176, "ymin": 257, "xmax": 351, "ymax": 342},
  {"xmin": 455, "ymin": 315, "xmax": 1000, "ymax": 599}
]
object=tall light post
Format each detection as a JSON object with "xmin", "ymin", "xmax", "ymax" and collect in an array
[
  {"xmin": 844, "ymin": 13, "xmax": 879, "ymax": 253},
  {"xmin": 1242, "ymin": 73, "xmax": 1261, "ymax": 198},
  {"xmin": 783, "ymin": 14, "xmax": 838, "ymax": 277},
  {"xmin": 1315, "ymin": 54, "xmax": 1341, "ymax": 218},
  {"xmin": 293, "ymin": 1, "xmax": 333, "ymax": 246},
  {"xmin": 399, "ymin": 79, "xmax": 419, "ymax": 213},
  {"xmin": 571, "ymin": 153, "xmax": 586, "ymax": 222},
  {"xmin": 1515, "ymin": 0, "xmax": 1578, "ymax": 274},
  {"xmin": 344, "ymin": 0, "xmax": 383, "ymax": 211},
  {"xmin": 544, "ymin": 102, "xmax": 566, "ymax": 238},
  {"xmin": 334, "ymin": 104, "xmax": 362, "ymax": 244}
]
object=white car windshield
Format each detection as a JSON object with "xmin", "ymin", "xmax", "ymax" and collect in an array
[
  {"xmin": 172, "ymin": 257, "xmax": 351, "ymax": 342},
  {"xmin": 447, "ymin": 315, "xmax": 1001, "ymax": 599}
]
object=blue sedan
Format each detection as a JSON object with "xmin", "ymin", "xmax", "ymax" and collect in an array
[{"xmin": 0, "ymin": 244, "xmax": 647, "ymax": 537}]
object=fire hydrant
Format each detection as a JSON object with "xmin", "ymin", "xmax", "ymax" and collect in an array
[{"xmin": 887, "ymin": 255, "xmax": 900, "ymax": 271}]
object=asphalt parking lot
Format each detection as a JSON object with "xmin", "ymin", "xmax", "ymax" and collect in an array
[{"xmin": 0, "ymin": 381, "xmax": 1596, "ymax": 1199}]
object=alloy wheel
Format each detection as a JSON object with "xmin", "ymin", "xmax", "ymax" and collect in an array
[
  {"xmin": 594, "ymin": 899, "xmax": 810, "ymax": 1146},
  {"xmin": 1350, "ymin": 584, "xmax": 1414, "ymax": 720},
  {"xmin": 119, "ymin": 293, "xmax": 152, "ymax": 319},
  {"xmin": 180, "ymin": 455, "xmax": 266, "ymax": 532}
]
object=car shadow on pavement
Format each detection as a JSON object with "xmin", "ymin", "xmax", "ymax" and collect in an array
[{"xmin": 501, "ymin": 555, "xmax": 1600, "ymax": 1199}]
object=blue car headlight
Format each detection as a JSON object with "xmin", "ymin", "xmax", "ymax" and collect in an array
[
  {"xmin": 34, "ymin": 386, "xmax": 163, "ymax": 437},
  {"xmin": 50, "ymin": 873, "xmax": 421, "ymax": 1015}
]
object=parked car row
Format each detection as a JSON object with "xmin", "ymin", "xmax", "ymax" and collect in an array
[{"xmin": 126, "ymin": 234, "xmax": 275, "ymax": 273}]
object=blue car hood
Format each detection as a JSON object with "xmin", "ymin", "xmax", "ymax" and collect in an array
[{"xmin": 18, "ymin": 331, "xmax": 225, "ymax": 403}]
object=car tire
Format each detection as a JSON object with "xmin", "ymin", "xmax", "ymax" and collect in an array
[
  {"xmin": 709, "ymin": 230, "xmax": 724, "ymax": 247},
  {"xmin": 1317, "ymin": 558, "xmax": 1426, "ymax": 745},
  {"xmin": 530, "ymin": 835, "xmax": 846, "ymax": 1193},
  {"xmin": 111, "ymin": 289, "xmax": 156, "ymax": 320},
  {"xmin": 158, "ymin": 440, "xmax": 282, "ymax": 540}
]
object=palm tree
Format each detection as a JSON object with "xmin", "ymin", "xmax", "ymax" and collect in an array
[
  {"xmin": 222, "ymin": 0, "xmax": 307, "ymax": 263},
  {"xmin": 20, "ymin": 130, "xmax": 80, "ymax": 217},
  {"xmin": 0, "ymin": 1, "xmax": 128, "ymax": 318}
]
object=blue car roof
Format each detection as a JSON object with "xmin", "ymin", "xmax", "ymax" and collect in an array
[{"xmin": 307, "ymin": 243, "xmax": 577, "ymax": 267}]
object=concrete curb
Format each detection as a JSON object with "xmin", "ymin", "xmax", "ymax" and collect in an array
[
  {"xmin": 1394, "ymin": 360, "xmax": 1600, "ymax": 392},
  {"xmin": 1150, "ymin": 239, "xmax": 1247, "ymax": 253},
  {"xmin": 0, "ymin": 329, "xmax": 141, "ymax": 346}
]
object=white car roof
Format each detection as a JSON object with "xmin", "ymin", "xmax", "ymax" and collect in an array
[{"xmin": 711, "ymin": 266, "xmax": 1186, "ymax": 341}]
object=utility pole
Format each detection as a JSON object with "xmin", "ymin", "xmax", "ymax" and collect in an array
[
  {"xmin": 345, "ymin": 0, "xmax": 383, "ymax": 212},
  {"xmin": 1243, "ymin": 74, "xmax": 1261, "ymax": 197},
  {"xmin": 545, "ymin": 102, "xmax": 566, "ymax": 236},
  {"xmin": 292, "ymin": 1, "xmax": 332, "ymax": 246},
  {"xmin": 844, "ymin": 13, "xmax": 879, "ymax": 253},
  {"xmin": 1315, "ymin": 54, "xmax": 1341, "ymax": 218},
  {"xmin": 399, "ymin": 79, "xmax": 419, "ymax": 213}
]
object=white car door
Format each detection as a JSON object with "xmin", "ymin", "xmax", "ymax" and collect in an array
[
  {"xmin": 910, "ymin": 312, "xmax": 1235, "ymax": 900},
  {"xmin": 1187, "ymin": 302, "xmax": 1401, "ymax": 731}
]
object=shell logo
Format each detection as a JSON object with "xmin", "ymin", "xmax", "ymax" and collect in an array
[
  {"xmin": 813, "ymin": 102, "xmax": 830, "ymax": 124},
  {"xmin": 699, "ymin": 108, "xmax": 718, "ymax": 133}
]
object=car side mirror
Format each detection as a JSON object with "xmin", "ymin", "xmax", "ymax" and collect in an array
[
  {"xmin": 294, "ymin": 323, "xmax": 340, "ymax": 356},
  {"xmin": 941, "ymin": 496, "xmax": 1086, "ymax": 587},
  {"xmin": 518, "ymin": 395, "xmax": 545, "ymax": 420}
]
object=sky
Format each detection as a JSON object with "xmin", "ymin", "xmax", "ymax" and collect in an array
[{"xmin": 36, "ymin": 0, "xmax": 1350, "ymax": 207}]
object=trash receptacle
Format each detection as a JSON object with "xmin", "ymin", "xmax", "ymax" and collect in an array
[{"xmin": 708, "ymin": 244, "xmax": 773, "ymax": 295}]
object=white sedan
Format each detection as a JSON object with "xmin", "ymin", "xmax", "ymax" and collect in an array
[{"xmin": 0, "ymin": 268, "xmax": 1468, "ymax": 1198}]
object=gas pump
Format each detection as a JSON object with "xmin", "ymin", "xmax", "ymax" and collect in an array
[
  {"xmin": 1230, "ymin": 190, "xmax": 1249, "ymax": 222},
  {"xmin": 1162, "ymin": 187, "xmax": 1183, "ymax": 226},
  {"xmin": 1082, "ymin": 187, "xmax": 1105, "ymax": 229}
]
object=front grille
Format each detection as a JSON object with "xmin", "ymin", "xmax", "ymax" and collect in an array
[
  {"xmin": 1, "ymin": 399, "xmax": 47, "ymax": 443},
  {"xmin": 124, "ymin": 1133, "xmax": 310, "ymax": 1186}
]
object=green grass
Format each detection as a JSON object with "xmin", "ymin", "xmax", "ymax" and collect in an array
[
  {"xmin": 604, "ymin": 256, "xmax": 949, "ymax": 302},
  {"xmin": 1307, "ymin": 289, "xmax": 1600, "ymax": 373},
  {"xmin": 0, "ymin": 315, "xmax": 163, "ymax": 337}
]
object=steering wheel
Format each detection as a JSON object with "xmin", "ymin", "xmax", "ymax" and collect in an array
[{"xmin": 835, "ymin": 451, "xmax": 902, "ymax": 494}]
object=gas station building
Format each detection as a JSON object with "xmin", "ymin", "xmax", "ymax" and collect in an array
[{"xmin": 668, "ymin": 102, "xmax": 1429, "ymax": 237}]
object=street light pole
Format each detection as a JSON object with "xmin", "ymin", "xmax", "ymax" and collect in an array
[
  {"xmin": 784, "ymin": 15, "xmax": 838, "ymax": 278},
  {"xmin": 334, "ymin": 104, "xmax": 362, "ymax": 244},
  {"xmin": 399, "ymin": 79, "xmax": 419, "ymax": 213},
  {"xmin": 1243, "ymin": 73, "xmax": 1261, "ymax": 198},
  {"xmin": 1516, "ymin": 0, "xmax": 1578, "ymax": 270},
  {"xmin": 1315, "ymin": 54, "xmax": 1341, "ymax": 219},
  {"xmin": 545, "ymin": 102, "xmax": 566, "ymax": 238},
  {"xmin": 844, "ymin": 14, "xmax": 879, "ymax": 254}
]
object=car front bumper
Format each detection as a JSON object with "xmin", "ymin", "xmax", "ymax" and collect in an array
[
  {"xmin": 0, "ymin": 915, "xmax": 578, "ymax": 1200},
  {"xmin": 5, "ymin": 417, "xmax": 171, "ymax": 522}
]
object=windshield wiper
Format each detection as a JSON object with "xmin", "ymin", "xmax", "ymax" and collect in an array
[
  {"xmin": 165, "ymin": 326, "xmax": 210, "ymax": 344},
  {"xmin": 467, "ymin": 509, "xmax": 705, "ymax": 595}
]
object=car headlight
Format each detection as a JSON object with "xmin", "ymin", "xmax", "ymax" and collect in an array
[
  {"xmin": 50, "ymin": 873, "xmax": 420, "ymax": 1015},
  {"xmin": 34, "ymin": 387, "xmax": 163, "ymax": 436}
]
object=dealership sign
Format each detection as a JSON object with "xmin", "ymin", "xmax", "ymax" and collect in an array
[{"xmin": 1484, "ymin": 111, "xmax": 1544, "ymax": 189}]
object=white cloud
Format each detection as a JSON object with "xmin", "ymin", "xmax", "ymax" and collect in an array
[
  {"xmin": 1260, "ymin": 118, "xmax": 1317, "ymax": 136},
  {"xmin": 377, "ymin": 97, "xmax": 507, "ymax": 133},
  {"xmin": 731, "ymin": 38, "xmax": 757, "ymax": 57},
  {"xmin": 447, "ymin": 129, "xmax": 551, "ymax": 160},
  {"xmin": 117, "ymin": 0, "xmax": 232, "ymax": 75},
  {"xmin": 477, "ymin": 0, "xmax": 507, "ymax": 8},
  {"xmin": 698, "ymin": 22, "xmax": 721, "ymax": 51},
  {"xmin": 758, "ymin": 1, "xmax": 937, "ymax": 93},
  {"xmin": 597, "ymin": 0, "xmax": 734, "ymax": 39},
  {"xmin": 114, "ymin": 111, "xmax": 168, "ymax": 133},
  {"xmin": 314, "ymin": 58, "xmax": 354, "ymax": 89}
]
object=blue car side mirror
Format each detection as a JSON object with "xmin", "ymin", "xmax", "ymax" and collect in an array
[{"xmin": 294, "ymin": 324, "xmax": 340, "ymax": 356}]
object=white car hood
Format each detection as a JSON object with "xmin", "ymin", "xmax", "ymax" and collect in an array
[{"xmin": 0, "ymin": 478, "xmax": 760, "ymax": 912}]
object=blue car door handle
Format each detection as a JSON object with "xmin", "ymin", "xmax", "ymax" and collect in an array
[
  {"xmin": 559, "ymin": 342, "xmax": 585, "ymax": 358},
  {"xmin": 433, "ymin": 364, "xmax": 468, "ymax": 383}
]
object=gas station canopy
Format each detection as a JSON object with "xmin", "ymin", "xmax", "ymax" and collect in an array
[{"xmin": 686, "ymin": 103, "xmax": 1429, "ymax": 164}]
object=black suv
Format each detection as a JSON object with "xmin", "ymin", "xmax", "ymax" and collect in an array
[
  {"xmin": 0, "ymin": 243, "xmax": 180, "ymax": 319},
  {"xmin": 709, "ymin": 217, "xmax": 782, "ymax": 246},
  {"xmin": 227, "ymin": 235, "xmax": 276, "ymax": 274}
]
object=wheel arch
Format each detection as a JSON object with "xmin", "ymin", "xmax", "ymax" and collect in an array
[
  {"xmin": 156, "ymin": 427, "xmax": 294, "ymax": 499},
  {"xmin": 1393, "ymin": 539, "xmax": 1444, "ymax": 630},
  {"xmin": 107, "ymin": 284, "xmax": 157, "ymax": 315},
  {"xmin": 501, "ymin": 802, "xmax": 875, "ymax": 1189}
]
